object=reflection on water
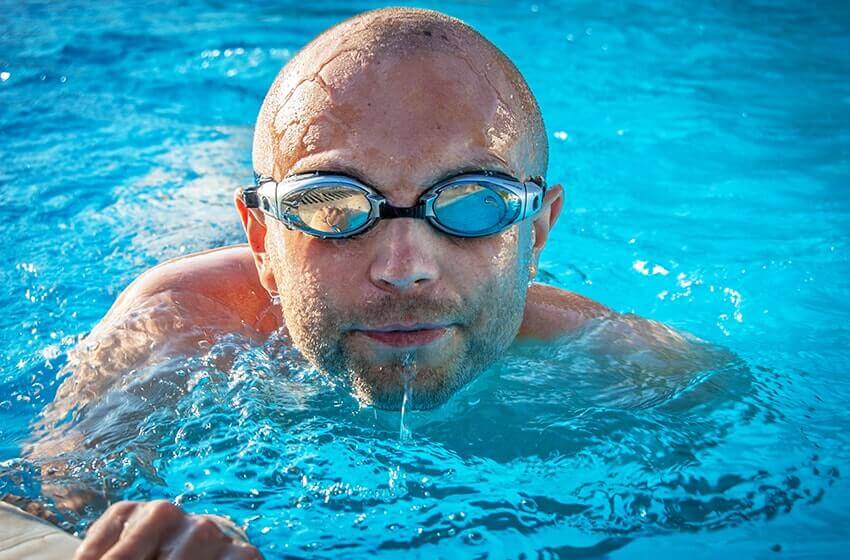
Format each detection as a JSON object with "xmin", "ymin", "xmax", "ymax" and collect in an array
[{"xmin": 1, "ymin": 316, "xmax": 836, "ymax": 557}]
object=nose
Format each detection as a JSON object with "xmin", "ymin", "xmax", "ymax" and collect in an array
[{"xmin": 369, "ymin": 219, "xmax": 439, "ymax": 292}]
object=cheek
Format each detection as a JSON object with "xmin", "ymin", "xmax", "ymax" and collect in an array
[
  {"xmin": 452, "ymin": 228, "xmax": 523, "ymax": 282},
  {"xmin": 267, "ymin": 228, "xmax": 323, "ymax": 296},
  {"xmin": 278, "ymin": 232, "xmax": 372, "ymax": 301},
  {"xmin": 493, "ymin": 228, "xmax": 523, "ymax": 269},
  {"xmin": 271, "ymin": 224, "xmax": 524, "ymax": 303}
]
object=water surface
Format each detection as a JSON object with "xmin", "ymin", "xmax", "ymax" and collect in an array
[{"xmin": 1, "ymin": 0, "xmax": 849, "ymax": 557}]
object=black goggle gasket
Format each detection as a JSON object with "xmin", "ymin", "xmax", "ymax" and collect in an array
[{"xmin": 242, "ymin": 170, "xmax": 547, "ymax": 239}]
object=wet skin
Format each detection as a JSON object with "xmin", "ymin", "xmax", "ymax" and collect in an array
[
  {"xmin": 30, "ymin": 7, "xmax": 705, "ymax": 559},
  {"xmin": 236, "ymin": 44, "xmax": 601, "ymax": 409}
]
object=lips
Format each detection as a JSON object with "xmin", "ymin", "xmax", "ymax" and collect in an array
[{"xmin": 356, "ymin": 323, "xmax": 450, "ymax": 348}]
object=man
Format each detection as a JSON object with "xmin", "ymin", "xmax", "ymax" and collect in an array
[{"xmin": 24, "ymin": 7, "xmax": 702, "ymax": 559}]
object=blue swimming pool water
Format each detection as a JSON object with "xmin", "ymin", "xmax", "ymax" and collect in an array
[{"xmin": 2, "ymin": 0, "xmax": 849, "ymax": 557}]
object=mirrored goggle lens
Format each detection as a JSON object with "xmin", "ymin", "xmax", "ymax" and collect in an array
[
  {"xmin": 283, "ymin": 185, "xmax": 372, "ymax": 235},
  {"xmin": 432, "ymin": 181, "xmax": 521, "ymax": 235}
]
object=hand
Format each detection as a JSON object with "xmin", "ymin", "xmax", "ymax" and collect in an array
[{"xmin": 73, "ymin": 500, "xmax": 263, "ymax": 560}]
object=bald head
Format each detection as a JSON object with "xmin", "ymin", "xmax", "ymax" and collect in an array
[
  {"xmin": 253, "ymin": 7, "xmax": 548, "ymax": 183},
  {"xmin": 239, "ymin": 9, "xmax": 563, "ymax": 410}
]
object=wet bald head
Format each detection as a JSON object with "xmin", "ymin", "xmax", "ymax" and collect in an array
[{"xmin": 253, "ymin": 7, "xmax": 548, "ymax": 182}]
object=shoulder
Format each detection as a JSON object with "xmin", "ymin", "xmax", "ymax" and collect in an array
[
  {"xmin": 517, "ymin": 283, "xmax": 611, "ymax": 340},
  {"xmin": 46, "ymin": 246, "xmax": 279, "ymax": 420},
  {"xmin": 102, "ymin": 245, "xmax": 280, "ymax": 336},
  {"xmin": 33, "ymin": 247, "xmax": 280, "ymax": 472}
]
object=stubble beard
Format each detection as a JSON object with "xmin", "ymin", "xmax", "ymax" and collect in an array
[{"xmin": 267, "ymin": 229, "xmax": 532, "ymax": 410}]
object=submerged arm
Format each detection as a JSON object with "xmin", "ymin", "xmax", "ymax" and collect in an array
[
  {"xmin": 26, "ymin": 251, "xmax": 271, "ymax": 514},
  {"xmin": 519, "ymin": 282, "xmax": 733, "ymax": 372}
]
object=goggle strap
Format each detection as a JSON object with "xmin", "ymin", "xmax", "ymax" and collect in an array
[{"xmin": 241, "ymin": 186, "xmax": 260, "ymax": 208}]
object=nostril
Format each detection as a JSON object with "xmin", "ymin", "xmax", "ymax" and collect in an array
[
  {"xmin": 372, "ymin": 259, "xmax": 436, "ymax": 291},
  {"xmin": 377, "ymin": 273, "xmax": 432, "ymax": 291}
]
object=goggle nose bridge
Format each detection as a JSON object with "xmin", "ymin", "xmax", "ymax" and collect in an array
[{"xmin": 376, "ymin": 194, "xmax": 434, "ymax": 220}]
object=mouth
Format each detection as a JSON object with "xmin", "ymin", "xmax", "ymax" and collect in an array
[{"xmin": 354, "ymin": 323, "xmax": 452, "ymax": 348}]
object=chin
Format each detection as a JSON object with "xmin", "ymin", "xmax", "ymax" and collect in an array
[{"xmin": 349, "ymin": 363, "xmax": 465, "ymax": 411}]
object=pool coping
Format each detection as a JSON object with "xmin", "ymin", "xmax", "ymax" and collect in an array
[{"xmin": 0, "ymin": 501, "xmax": 80, "ymax": 560}]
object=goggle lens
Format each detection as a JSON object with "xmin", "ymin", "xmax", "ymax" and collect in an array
[
  {"xmin": 283, "ymin": 185, "xmax": 372, "ymax": 235},
  {"xmin": 432, "ymin": 181, "xmax": 520, "ymax": 236}
]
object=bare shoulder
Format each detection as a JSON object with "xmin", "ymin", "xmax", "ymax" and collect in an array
[
  {"xmin": 56, "ymin": 245, "xmax": 277, "ymax": 406},
  {"xmin": 100, "ymin": 244, "xmax": 280, "ymax": 337},
  {"xmin": 30, "ymin": 246, "xmax": 280, "ymax": 499},
  {"xmin": 517, "ymin": 284, "xmax": 732, "ymax": 371},
  {"xmin": 517, "ymin": 283, "xmax": 611, "ymax": 340}
]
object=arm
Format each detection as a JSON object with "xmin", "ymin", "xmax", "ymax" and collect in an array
[
  {"xmin": 519, "ymin": 283, "xmax": 733, "ymax": 372},
  {"xmin": 22, "ymin": 254, "xmax": 272, "ymax": 556},
  {"xmin": 25, "ymin": 253, "xmax": 271, "ymax": 524},
  {"xmin": 29, "ymin": 287, "xmax": 250, "ymax": 465}
]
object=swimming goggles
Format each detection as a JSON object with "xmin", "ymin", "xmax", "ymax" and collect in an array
[{"xmin": 241, "ymin": 170, "xmax": 547, "ymax": 239}]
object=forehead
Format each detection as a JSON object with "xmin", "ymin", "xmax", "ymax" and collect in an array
[{"xmin": 267, "ymin": 49, "xmax": 531, "ymax": 200}]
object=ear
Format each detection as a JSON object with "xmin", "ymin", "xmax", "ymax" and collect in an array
[
  {"xmin": 529, "ymin": 184, "xmax": 564, "ymax": 278},
  {"xmin": 234, "ymin": 188, "xmax": 279, "ymax": 295}
]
